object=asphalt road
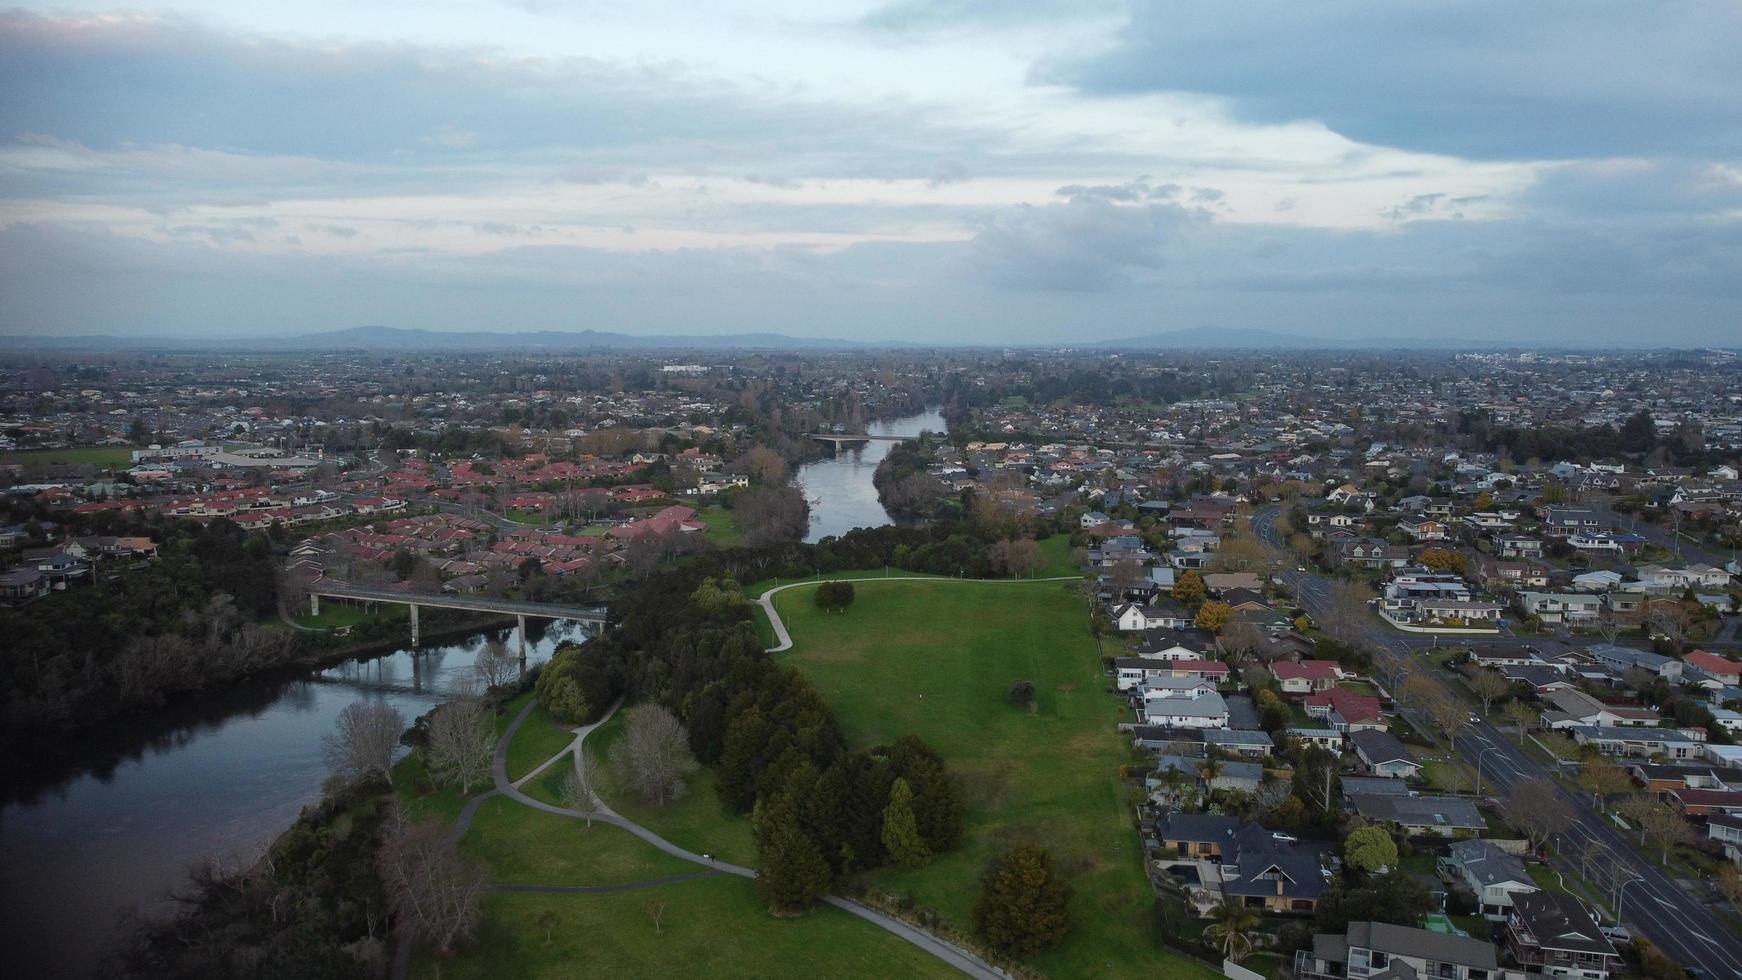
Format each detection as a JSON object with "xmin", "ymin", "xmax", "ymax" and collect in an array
[{"xmin": 1252, "ymin": 506, "xmax": 1742, "ymax": 977}]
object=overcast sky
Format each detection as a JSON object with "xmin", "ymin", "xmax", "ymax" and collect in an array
[{"xmin": 2, "ymin": 1, "xmax": 1740, "ymax": 345}]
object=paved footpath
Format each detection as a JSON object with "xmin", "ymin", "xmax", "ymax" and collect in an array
[{"xmin": 394, "ymin": 697, "xmax": 1012, "ymax": 980}]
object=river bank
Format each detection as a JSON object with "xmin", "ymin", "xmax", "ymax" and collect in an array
[{"xmin": 0, "ymin": 616, "xmax": 591, "ymax": 977}]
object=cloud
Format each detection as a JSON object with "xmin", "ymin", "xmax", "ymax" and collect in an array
[
  {"xmin": 968, "ymin": 192, "xmax": 1195, "ymax": 290},
  {"xmin": 1045, "ymin": 1, "xmax": 1742, "ymax": 160},
  {"xmin": 928, "ymin": 158, "xmax": 970, "ymax": 187},
  {"xmin": 422, "ymin": 125, "xmax": 480, "ymax": 150}
]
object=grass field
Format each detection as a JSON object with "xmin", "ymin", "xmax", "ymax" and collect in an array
[
  {"xmin": 505, "ymin": 699, "xmax": 576, "ymax": 783},
  {"xmin": 413, "ymin": 876, "xmax": 958, "ymax": 980},
  {"xmin": 296, "ymin": 603, "xmax": 407, "ymax": 630},
  {"xmin": 697, "ymin": 504, "xmax": 744, "ymax": 547},
  {"xmin": 460, "ymin": 795, "xmax": 695, "ymax": 885},
  {"xmin": 526, "ymin": 708, "xmax": 763, "ymax": 868},
  {"xmin": 0, "ymin": 445, "xmax": 135, "ymax": 468},
  {"xmin": 768, "ymin": 577, "xmax": 1214, "ymax": 980}
]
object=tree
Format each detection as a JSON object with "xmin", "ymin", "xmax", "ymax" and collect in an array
[
  {"xmin": 742, "ymin": 446, "xmax": 787, "ymax": 485},
  {"xmin": 559, "ymin": 750, "xmax": 600, "ymax": 828},
  {"xmin": 1201, "ymin": 898, "xmax": 1263, "ymax": 963},
  {"xmin": 1395, "ymin": 674, "xmax": 1440, "ymax": 711},
  {"xmin": 1194, "ymin": 600, "xmax": 1235, "ymax": 634},
  {"xmin": 1220, "ymin": 621, "xmax": 1265, "ymax": 660},
  {"xmin": 1719, "ymin": 863, "xmax": 1742, "ymax": 914},
  {"xmin": 1321, "ymin": 580, "xmax": 1376, "ymax": 647},
  {"xmin": 1110, "ymin": 558, "xmax": 1146, "ymax": 596},
  {"xmin": 1503, "ymin": 700, "xmax": 1539, "ymax": 741},
  {"xmin": 1000, "ymin": 538, "xmax": 1043, "ymax": 577},
  {"xmin": 1615, "ymin": 794, "xmax": 1658, "ymax": 846},
  {"xmin": 1640, "ymin": 802, "xmax": 1694, "ymax": 863},
  {"xmin": 536, "ymin": 909, "xmax": 560, "ymax": 945},
  {"xmin": 814, "ymin": 580, "xmax": 856, "ymax": 613},
  {"xmin": 1344, "ymin": 825, "xmax": 1398, "ymax": 873},
  {"xmin": 609, "ymin": 704, "xmax": 699, "ymax": 805},
  {"xmin": 377, "ymin": 818, "xmax": 490, "ymax": 955},
  {"xmin": 473, "ymin": 637, "xmax": 518, "ymax": 692},
  {"xmin": 1418, "ymin": 548, "xmax": 1467, "ymax": 575},
  {"xmin": 971, "ymin": 843, "xmax": 1072, "ymax": 958},
  {"xmin": 1465, "ymin": 666, "xmax": 1513, "ymax": 715},
  {"xmin": 737, "ymin": 485, "xmax": 809, "ymax": 547},
  {"xmin": 1506, "ymin": 778, "xmax": 1573, "ymax": 852},
  {"xmin": 425, "ymin": 687, "xmax": 495, "ymax": 794},
  {"xmin": 322, "ymin": 699, "xmax": 405, "ymax": 784},
  {"xmin": 1424, "ymin": 689, "xmax": 1472, "ymax": 750},
  {"xmin": 880, "ymin": 778, "xmax": 932, "ymax": 868},
  {"xmin": 1577, "ymin": 759, "xmax": 1632, "ymax": 804},
  {"xmin": 1007, "ymin": 679, "xmax": 1036, "ymax": 709},
  {"xmin": 1172, "ymin": 570, "xmax": 1206, "ymax": 608},
  {"xmin": 756, "ymin": 807, "xmax": 832, "ymax": 914}
]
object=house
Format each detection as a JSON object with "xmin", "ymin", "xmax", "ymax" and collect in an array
[
  {"xmin": 1348, "ymin": 729, "xmax": 1421, "ymax": 779},
  {"xmin": 1517, "ymin": 592, "xmax": 1603, "ymax": 624},
  {"xmin": 1139, "ymin": 688, "xmax": 1230, "ymax": 729},
  {"xmin": 1685, "ymin": 649, "xmax": 1742, "ymax": 687},
  {"xmin": 1114, "ymin": 602, "xmax": 1193, "ymax": 632},
  {"xmin": 1399, "ymin": 517, "xmax": 1452, "ymax": 541},
  {"xmin": 1503, "ymin": 890, "xmax": 1623, "ymax": 980},
  {"xmin": 1296, "ymin": 921, "xmax": 1519, "ymax": 980},
  {"xmin": 1222, "ymin": 845, "xmax": 1328, "ymax": 914},
  {"xmin": 1305, "ymin": 687, "xmax": 1387, "ymax": 732},
  {"xmin": 1203, "ymin": 730, "xmax": 1276, "ymax": 759},
  {"xmin": 1587, "ymin": 643, "xmax": 1682, "ymax": 681},
  {"xmin": 1347, "ymin": 793, "xmax": 1485, "ymax": 836},
  {"xmin": 1271, "ymin": 659, "xmax": 1342, "ymax": 694},
  {"xmin": 1566, "ymin": 725, "xmax": 1700, "ymax": 760},
  {"xmin": 1666, "ymin": 787, "xmax": 1742, "ymax": 817},
  {"xmin": 1542, "ymin": 507, "xmax": 1605, "ymax": 538},
  {"xmin": 1540, "ymin": 689, "xmax": 1659, "ymax": 729},
  {"xmin": 1707, "ymin": 812, "xmax": 1742, "ymax": 862},
  {"xmin": 1439, "ymin": 840, "xmax": 1538, "ymax": 919},
  {"xmin": 1153, "ymin": 813, "xmax": 1242, "ymax": 861},
  {"xmin": 1132, "ymin": 628, "xmax": 1214, "ymax": 660},
  {"xmin": 1335, "ymin": 538, "xmax": 1412, "ymax": 569},
  {"xmin": 1625, "ymin": 762, "xmax": 1735, "ymax": 793},
  {"xmin": 0, "ymin": 567, "xmax": 48, "ymax": 603},
  {"xmin": 1285, "ymin": 727, "xmax": 1344, "ymax": 754},
  {"xmin": 1497, "ymin": 535, "xmax": 1544, "ymax": 558},
  {"xmin": 1114, "ymin": 657, "xmax": 1229, "ymax": 690}
]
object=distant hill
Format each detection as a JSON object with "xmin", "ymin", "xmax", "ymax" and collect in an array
[
  {"xmin": 4, "ymin": 326, "xmax": 885, "ymax": 352},
  {"xmin": 1089, "ymin": 327, "xmax": 1504, "ymax": 351}
]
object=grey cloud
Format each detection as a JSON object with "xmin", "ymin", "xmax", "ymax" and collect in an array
[
  {"xmin": 1045, "ymin": 1, "xmax": 1742, "ymax": 160},
  {"xmin": 969, "ymin": 195, "xmax": 1194, "ymax": 291},
  {"xmin": 928, "ymin": 158, "xmax": 970, "ymax": 187}
]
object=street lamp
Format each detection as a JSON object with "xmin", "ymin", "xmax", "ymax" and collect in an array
[
  {"xmin": 1615, "ymin": 876, "xmax": 1646, "ymax": 923},
  {"xmin": 1475, "ymin": 744, "xmax": 1503, "ymax": 797}
]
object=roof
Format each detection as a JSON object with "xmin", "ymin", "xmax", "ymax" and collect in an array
[
  {"xmin": 1444, "ymin": 839, "xmax": 1531, "ymax": 888},
  {"xmin": 1349, "ymin": 729, "xmax": 1416, "ymax": 767},
  {"xmin": 1224, "ymin": 852, "xmax": 1329, "ymax": 900},
  {"xmin": 1347, "ymin": 921, "xmax": 1499, "ymax": 969},
  {"xmin": 1154, "ymin": 812, "xmax": 1240, "ymax": 843},
  {"xmin": 1509, "ymin": 891, "xmax": 1612, "ymax": 958},
  {"xmin": 1348, "ymin": 793, "xmax": 1484, "ymax": 830},
  {"xmin": 1686, "ymin": 649, "xmax": 1740, "ymax": 676}
]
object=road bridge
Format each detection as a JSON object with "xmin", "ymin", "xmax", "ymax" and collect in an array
[
  {"xmin": 306, "ymin": 581, "xmax": 607, "ymax": 650},
  {"xmin": 807, "ymin": 432, "xmax": 921, "ymax": 446}
]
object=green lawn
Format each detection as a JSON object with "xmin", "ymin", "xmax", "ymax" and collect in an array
[
  {"xmin": 769, "ymin": 578, "xmax": 1215, "ymax": 980},
  {"xmin": 296, "ymin": 603, "xmax": 406, "ymax": 630},
  {"xmin": 697, "ymin": 504, "xmax": 744, "ymax": 547},
  {"xmin": 414, "ymin": 877, "xmax": 958, "ymax": 980},
  {"xmin": 506, "ymin": 699, "xmax": 577, "ymax": 783},
  {"xmin": 459, "ymin": 795, "xmax": 694, "ymax": 885},
  {"xmin": 0, "ymin": 445, "xmax": 135, "ymax": 467},
  {"xmin": 1420, "ymin": 757, "xmax": 1475, "ymax": 794}
]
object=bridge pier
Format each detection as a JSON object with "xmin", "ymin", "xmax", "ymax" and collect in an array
[
  {"xmin": 309, "ymin": 593, "xmax": 319, "ymax": 617},
  {"xmin": 409, "ymin": 603, "xmax": 419, "ymax": 646},
  {"xmin": 517, "ymin": 614, "xmax": 527, "ymax": 663}
]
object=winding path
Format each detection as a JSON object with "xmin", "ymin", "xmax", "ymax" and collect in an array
[
  {"xmin": 395, "ymin": 697, "xmax": 1012, "ymax": 980},
  {"xmin": 756, "ymin": 575, "xmax": 1079, "ymax": 653}
]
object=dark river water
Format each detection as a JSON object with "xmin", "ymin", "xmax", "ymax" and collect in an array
[
  {"xmin": 796, "ymin": 407, "xmax": 945, "ymax": 543},
  {"xmin": 0, "ymin": 620, "xmax": 592, "ymax": 977}
]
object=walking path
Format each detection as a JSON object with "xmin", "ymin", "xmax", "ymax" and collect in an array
[
  {"xmin": 756, "ymin": 575, "xmax": 1078, "ymax": 653},
  {"xmin": 392, "ymin": 697, "xmax": 1011, "ymax": 980}
]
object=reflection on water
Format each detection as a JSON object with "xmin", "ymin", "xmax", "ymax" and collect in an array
[
  {"xmin": 0, "ymin": 618, "xmax": 592, "ymax": 977},
  {"xmin": 795, "ymin": 407, "xmax": 946, "ymax": 543}
]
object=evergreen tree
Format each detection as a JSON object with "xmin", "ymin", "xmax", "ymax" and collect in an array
[
  {"xmin": 880, "ymin": 777, "xmax": 932, "ymax": 867},
  {"xmin": 756, "ymin": 808, "xmax": 832, "ymax": 915},
  {"xmin": 971, "ymin": 843, "xmax": 1072, "ymax": 958}
]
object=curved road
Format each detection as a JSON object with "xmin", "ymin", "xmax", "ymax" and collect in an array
[
  {"xmin": 756, "ymin": 575, "xmax": 1080, "ymax": 653},
  {"xmin": 1253, "ymin": 505, "xmax": 1742, "ymax": 978}
]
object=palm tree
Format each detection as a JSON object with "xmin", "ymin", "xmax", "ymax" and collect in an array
[{"xmin": 1201, "ymin": 898, "xmax": 1262, "ymax": 963}]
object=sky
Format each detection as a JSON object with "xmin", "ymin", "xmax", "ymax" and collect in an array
[{"xmin": 1, "ymin": 1, "xmax": 1740, "ymax": 346}]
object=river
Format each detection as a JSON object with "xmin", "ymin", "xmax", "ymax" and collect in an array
[
  {"xmin": 796, "ymin": 406, "xmax": 946, "ymax": 543},
  {"xmin": 0, "ymin": 619, "xmax": 593, "ymax": 977}
]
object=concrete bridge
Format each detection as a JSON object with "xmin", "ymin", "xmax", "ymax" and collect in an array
[
  {"xmin": 808, "ymin": 432, "xmax": 921, "ymax": 446},
  {"xmin": 307, "ymin": 581, "xmax": 607, "ymax": 650}
]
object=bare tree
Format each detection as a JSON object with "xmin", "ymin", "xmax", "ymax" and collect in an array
[
  {"xmin": 559, "ymin": 749, "xmax": 600, "ymax": 828},
  {"xmin": 1614, "ymin": 794, "xmax": 1659, "ymax": 846},
  {"xmin": 473, "ymin": 637, "xmax": 519, "ymax": 693},
  {"xmin": 1109, "ymin": 558, "xmax": 1146, "ymax": 597},
  {"xmin": 609, "ymin": 704, "xmax": 699, "ymax": 805},
  {"xmin": 378, "ymin": 818, "xmax": 490, "ymax": 955},
  {"xmin": 1395, "ymin": 674, "xmax": 1441, "ymax": 711},
  {"xmin": 1321, "ymin": 580, "xmax": 1375, "ymax": 647},
  {"xmin": 643, "ymin": 898, "xmax": 667, "ymax": 934},
  {"xmin": 1423, "ymin": 689, "xmax": 1473, "ymax": 750},
  {"xmin": 1506, "ymin": 777, "xmax": 1573, "ymax": 851},
  {"xmin": 1465, "ymin": 666, "xmax": 1513, "ymax": 715},
  {"xmin": 323, "ymin": 700, "xmax": 405, "ymax": 784},
  {"xmin": 1220, "ymin": 621, "xmax": 1266, "ymax": 662},
  {"xmin": 426, "ymin": 685, "xmax": 496, "ymax": 794},
  {"xmin": 1576, "ymin": 758, "xmax": 1632, "ymax": 806},
  {"xmin": 1640, "ymin": 802, "xmax": 1695, "ymax": 863}
]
